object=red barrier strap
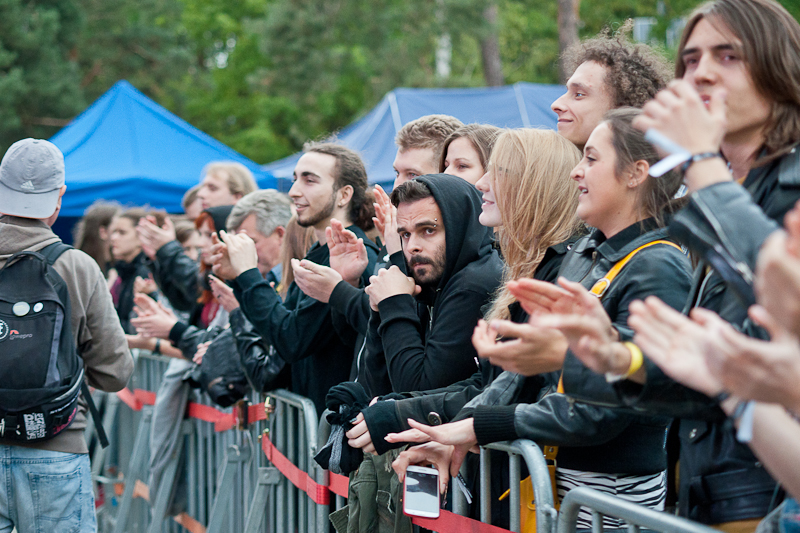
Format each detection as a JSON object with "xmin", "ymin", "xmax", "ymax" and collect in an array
[
  {"xmin": 117, "ymin": 388, "xmax": 514, "ymax": 533},
  {"xmin": 261, "ymin": 433, "xmax": 330, "ymax": 505},
  {"xmin": 412, "ymin": 509, "xmax": 512, "ymax": 533},
  {"xmin": 329, "ymin": 472, "xmax": 349, "ymax": 498}
]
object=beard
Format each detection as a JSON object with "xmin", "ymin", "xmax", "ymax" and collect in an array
[
  {"xmin": 407, "ymin": 244, "xmax": 446, "ymax": 288},
  {"xmin": 297, "ymin": 192, "xmax": 336, "ymax": 228}
]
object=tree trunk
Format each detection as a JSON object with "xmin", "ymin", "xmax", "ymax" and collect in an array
[
  {"xmin": 558, "ymin": 0, "xmax": 580, "ymax": 83},
  {"xmin": 480, "ymin": 3, "xmax": 504, "ymax": 87}
]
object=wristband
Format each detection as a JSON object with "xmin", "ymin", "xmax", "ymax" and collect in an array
[
  {"xmin": 153, "ymin": 338, "xmax": 161, "ymax": 355},
  {"xmin": 680, "ymin": 152, "xmax": 723, "ymax": 175},
  {"xmin": 605, "ymin": 342, "xmax": 644, "ymax": 383}
]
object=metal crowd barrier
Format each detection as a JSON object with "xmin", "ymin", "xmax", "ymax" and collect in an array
[
  {"xmin": 94, "ymin": 352, "xmax": 271, "ymax": 533},
  {"xmin": 96, "ymin": 353, "xmax": 723, "ymax": 533},
  {"xmin": 556, "ymin": 487, "xmax": 720, "ymax": 533}
]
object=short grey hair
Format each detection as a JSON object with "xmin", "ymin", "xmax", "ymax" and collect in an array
[{"xmin": 227, "ymin": 190, "xmax": 292, "ymax": 236}]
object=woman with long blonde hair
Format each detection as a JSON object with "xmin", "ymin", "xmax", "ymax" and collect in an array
[{"xmin": 482, "ymin": 128, "xmax": 583, "ymax": 322}]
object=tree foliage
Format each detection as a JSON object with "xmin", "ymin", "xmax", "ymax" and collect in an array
[{"xmin": 3, "ymin": 0, "xmax": 800, "ymax": 162}]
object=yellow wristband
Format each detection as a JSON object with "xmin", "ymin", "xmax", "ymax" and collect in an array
[{"xmin": 622, "ymin": 342, "xmax": 643, "ymax": 378}]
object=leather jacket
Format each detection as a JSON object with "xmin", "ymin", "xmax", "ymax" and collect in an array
[{"xmin": 585, "ymin": 147, "xmax": 800, "ymax": 524}]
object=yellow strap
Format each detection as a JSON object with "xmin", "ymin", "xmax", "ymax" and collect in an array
[{"xmin": 590, "ymin": 240, "xmax": 682, "ymax": 297}]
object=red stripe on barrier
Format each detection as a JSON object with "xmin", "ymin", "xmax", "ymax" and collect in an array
[
  {"xmin": 261, "ymin": 433, "xmax": 330, "ymax": 505},
  {"xmin": 412, "ymin": 510, "xmax": 512, "ymax": 533},
  {"xmin": 329, "ymin": 472, "xmax": 349, "ymax": 498},
  {"xmin": 134, "ymin": 389, "xmax": 156, "ymax": 406},
  {"xmin": 116, "ymin": 388, "xmax": 141, "ymax": 410}
]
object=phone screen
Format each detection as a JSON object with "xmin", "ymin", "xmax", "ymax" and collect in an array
[{"xmin": 404, "ymin": 469, "xmax": 439, "ymax": 516}]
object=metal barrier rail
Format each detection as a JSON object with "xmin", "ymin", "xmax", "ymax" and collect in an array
[
  {"xmin": 557, "ymin": 487, "xmax": 720, "ymax": 533},
  {"xmin": 317, "ymin": 411, "xmax": 557, "ymax": 533},
  {"xmin": 100, "ymin": 354, "xmax": 723, "ymax": 533},
  {"xmin": 258, "ymin": 389, "xmax": 326, "ymax": 533},
  {"xmin": 485, "ymin": 441, "xmax": 558, "ymax": 533},
  {"xmin": 95, "ymin": 351, "xmax": 270, "ymax": 533}
]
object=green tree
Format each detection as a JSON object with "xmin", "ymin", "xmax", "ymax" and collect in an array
[{"xmin": 0, "ymin": 0, "xmax": 85, "ymax": 153}]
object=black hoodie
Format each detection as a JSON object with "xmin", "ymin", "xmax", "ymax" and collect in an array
[{"xmin": 362, "ymin": 174, "xmax": 504, "ymax": 396}]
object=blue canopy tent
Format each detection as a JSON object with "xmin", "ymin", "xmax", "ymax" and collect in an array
[
  {"xmin": 263, "ymin": 82, "xmax": 565, "ymax": 191},
  {"xmin": 50, "ymin": 80, "xmax": 276, "ymax": 219}
]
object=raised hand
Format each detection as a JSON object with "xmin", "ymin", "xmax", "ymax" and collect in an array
[
  {"xmin": 633, "ymin": 80, "xmax": 730, "ymax": 192},
  {"xmin": 137, "ymin": 216, "xmax": 177, "ymax": 259},
  {"xmin": 702, "ymin": 305, "xmax": 800, "ymax": 409},
  {"xmin": 472, "ymin": 319, "xmax": 567, "ymax": 376},
  {"xmin": 510, "ymin": 277, "xmax": 615, "ymax": 339},
  {"xmin": 326, "ymin": 218, "xmax": 368, "ymax": 285},
  {"xmin": 291, "ymin": 259, "xmax": 342, "ymax": 303},
  {"xmin": 208, "ymin": 274, "xmax": 240, "ymax": 312},
  {"xmin": 628, "ymin": 296, "xmax": 724, "ymax": 396},
  {"xmin": 373, "ymin": 185, "xmax": 401, "ymax": 254},
  {"xmin": 130, "ymin": 293, "xmax": 178, "ymax": 339},
  {"xmin": 218, "ymin": 230, "xmax": 258, "ymax": 277}
]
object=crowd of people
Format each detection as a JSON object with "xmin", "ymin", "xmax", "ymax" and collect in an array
[{"xmin": 3, "ymin": 0, "xmax": 800, "ymax": 531}]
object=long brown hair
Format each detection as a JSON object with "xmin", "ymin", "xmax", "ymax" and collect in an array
[
  {"xmin": 486, "ymin": 129, "xmax": 583, "ymax": 321},
  {"xmin": 279, "ymin": 216, "xmax": 317, "ymax": 299},
  {"xmin": 603, "ymin": 108, "xmax": 685, "ymax": 227},
  {"xmin": 676, "ymin": 0, "xmax": 800, "ymax": 165},
  {"xmin": 438, "ymin": 124, "xmax": 502, "ymax": 174}
]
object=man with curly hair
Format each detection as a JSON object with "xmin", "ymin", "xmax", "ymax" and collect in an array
[{"xmin": 552, "ymin": 26, "xmax": 672, "ymax": 149}]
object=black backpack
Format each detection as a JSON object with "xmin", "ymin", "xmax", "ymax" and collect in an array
[{"xmin": 0, "ymin": 243, "xmax": 107, "ymax": 446}]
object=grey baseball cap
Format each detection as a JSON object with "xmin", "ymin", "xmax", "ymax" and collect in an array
[{"xmin": 0, "ymin": 138, "xmax": 65, "ymax": 219}]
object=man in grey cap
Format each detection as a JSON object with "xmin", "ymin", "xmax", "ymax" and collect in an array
[{"xmin": 0, "ymin": 138, "xmax": 133, "ymax": 532}]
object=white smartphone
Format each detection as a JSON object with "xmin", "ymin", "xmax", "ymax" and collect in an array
[{"xmin": 403, "ymin": 465, "xmax": 440, "ymax": 518}]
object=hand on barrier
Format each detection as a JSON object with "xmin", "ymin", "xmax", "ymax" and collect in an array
[
  {"xmin": 373, "ymin": 184, "xmax": 402, "ymax": 255},
  {"xmin": 701, "ymin": 305, "xmax": 800, "ymax": 408},
  {"xmin": 136, "ymin": 215, "xmax": 177, "ymax": 259},
  {"xmin": 472, "ymin": 318, "xmax": 567, "ymax": 376},
  {"xmin": 392, "ymin": 441, "xmax": 454, "ymax": 495},
  {"xmin": 327, "ymin": 218, "xmax": 369, "ymax": 286},
  {"xmin": 291, "ymin": 258, "xmax": 342, "ymax": 303},
  {"xmin": 345, "ymin": 413, "xmax": 377, "ymax": 455},
  {"xmin": 366, "ymin": 266, "xmax": 421, "ymax": 311},
  {"xmin": 218, "ymin": 230, "xmax": 258, "ymax": 277},
  {"xmin": 628, "ymin": 296, "xmax": 724, "ymax": 396},
  {"xmin": 208, "ymin": 275, "xmax": 239, "ymax": 312},
  {"xmin": 131, "ymin": 293, "xmax": 178, "ymax": 339}
]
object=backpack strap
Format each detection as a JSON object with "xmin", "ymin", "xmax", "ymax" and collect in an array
[
  {"xmin": 38, "ymin": 242, "xmax": 73, "ymax": 265},
  {"xmin": 39, "ymin": 242, "xmax": 110, "ymax": 448},
  {"xmin": 589, "ymin": 240, "xmax": 682, "ymax": 298}
]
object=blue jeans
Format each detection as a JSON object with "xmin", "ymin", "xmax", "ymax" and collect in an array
[{"xmin": 0, "ymin": 445, "xmax": 96, "ymax": 533}]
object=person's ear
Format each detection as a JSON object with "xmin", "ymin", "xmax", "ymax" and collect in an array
[
  {"xmin": 628, "ymin": 161, "xmax": 649, "ymax": 188},
  {"xmin": 336, "ymin": 185, "xmax": 354, "ymax": 208}
]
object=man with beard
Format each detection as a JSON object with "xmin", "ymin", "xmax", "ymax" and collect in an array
[
  {"xmin": 362, "ymin": 174, "xmax": 504, "ymax": 397},
  {"xmin": 214, "ymin": 142, "xmax": 378, "ymax": 415}
]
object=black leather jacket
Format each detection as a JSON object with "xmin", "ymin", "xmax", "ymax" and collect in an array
[
  {"xmin": 580, "ymin": 148, "xmax": 800, "ymax": 524},
  {"xmin": 487, "ymin": 220, "xmax": 692, "ymax": 475}
]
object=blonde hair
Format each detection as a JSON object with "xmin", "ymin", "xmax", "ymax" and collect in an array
[
  {"xmin": 201, "ymin": 162, "xmax": 258, "ymax": 198},
  {"xmin": 395, "ymin": 114, "xmax": 464, "ymax": 164},
  {"xmin": 485, "ymin": 129, "xmax": 584, "ymax": 321}
]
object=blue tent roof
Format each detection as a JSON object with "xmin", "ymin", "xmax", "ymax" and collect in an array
[
  {"xmin": 263, "ymin": 82, "xmax": 565, "ymax": 190},
  {"xmin": 50, "ymin": 80, "xmax": 276, "ymax": 217}
]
